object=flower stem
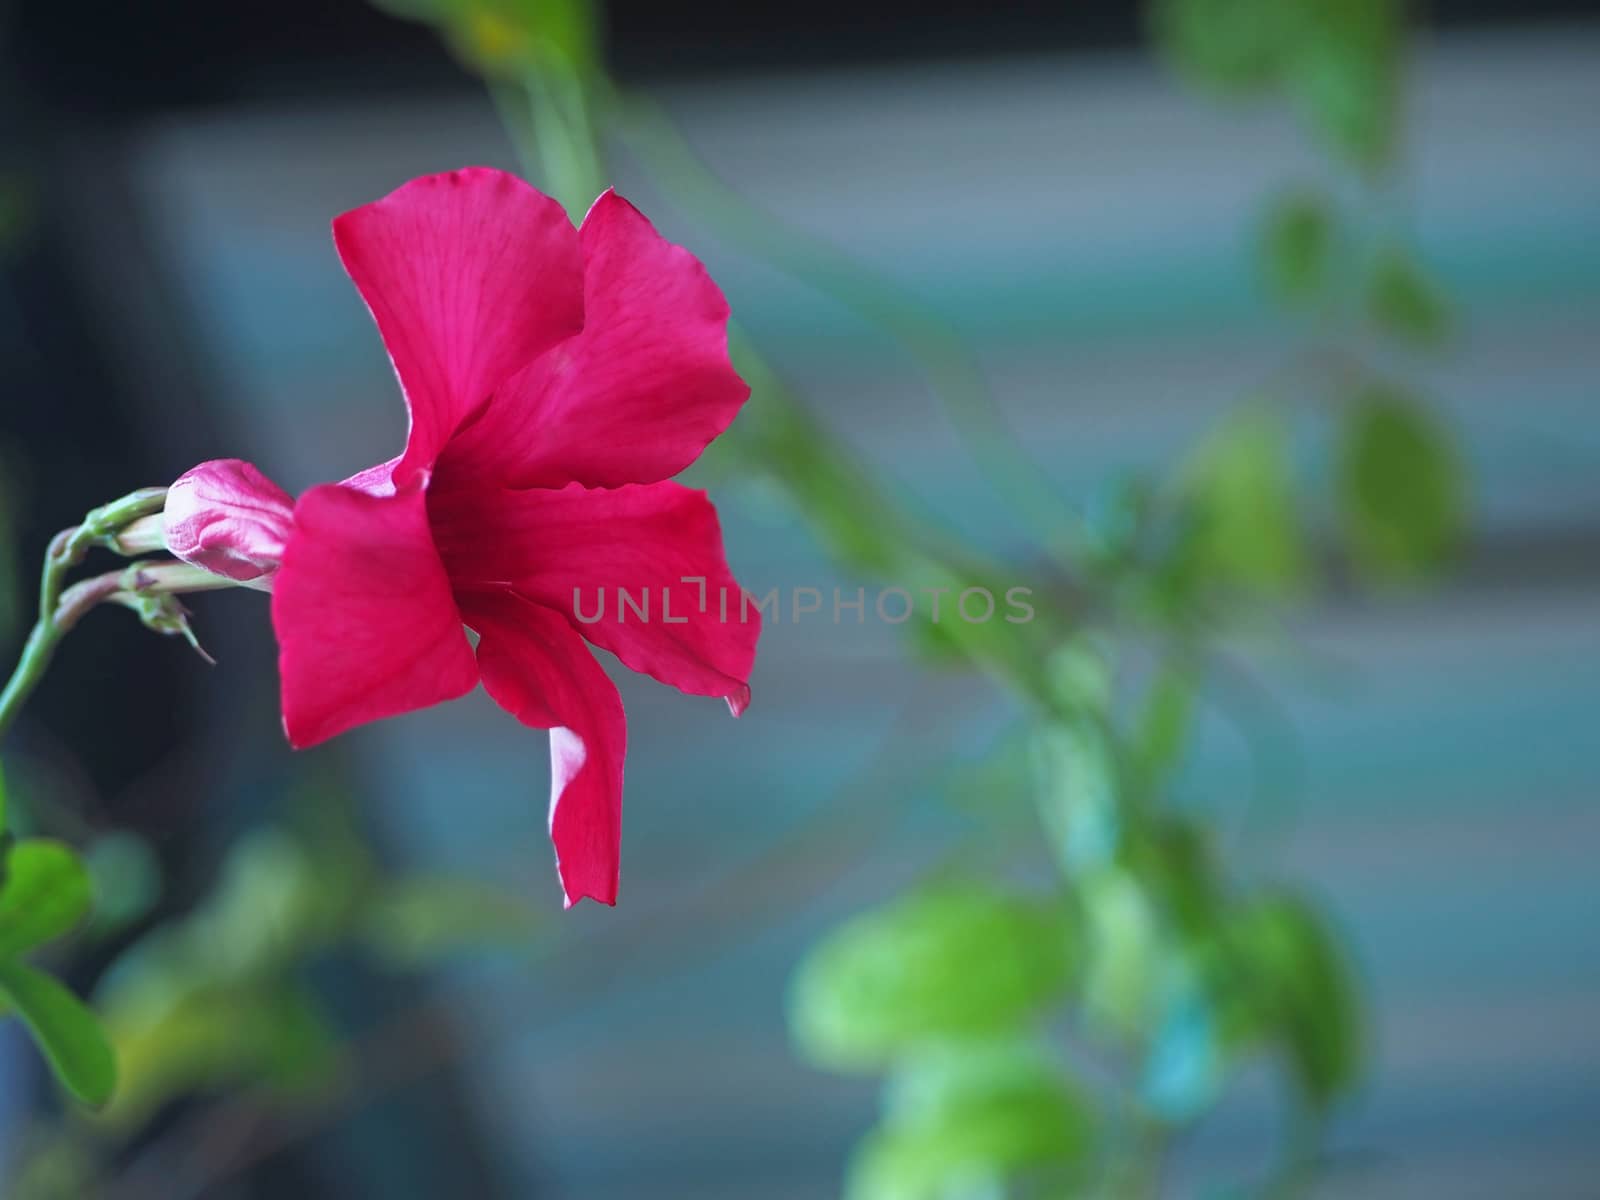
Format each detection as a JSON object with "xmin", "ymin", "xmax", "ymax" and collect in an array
[{"xmin": 0, "ymin": 488, "xmax": 168, "ymax": 741}]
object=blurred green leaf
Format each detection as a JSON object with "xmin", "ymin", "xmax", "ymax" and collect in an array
[
  {"xmin": 1229, "ymin": 891, "xmax": 1363, "ymax": 1108},
  {"xmin": 1183, "ymin": 402, "xmax": 1309, "ymax": 598},
  {"xmin": 1078, "ymin": 868, "xmax": 1163, "ymax": 1041},
  {"xmin": 0, "ymin": 840, "xmax": 93, "ymax": 958},
  {"xmin": 0, "ymin": 758, "xmax": 7, "ymax": 834},
  {"xmin": 1155, "ymin": 0, "xmax": 1402, "ymax": 169},
  {"xmin": 790, "ymin": 883, "xmax": 1074, "ymax": 1071},
  {"xmin": 0, "ymin": 960, "xmax": 117, "ymax": 1107},
  {"xmin": 361, "ymin": 875, "xmax": 542, "ymax": 967},
  {"xmin": 1367, "ymin": 246, "xmax": 1452, "ymax": 347},
  {"xmin": 1044, "ymin": 638, "xmax": 1114, "ymax": 715},
  {"xmin": 1033, "ymin": 720, "xmax": 1119, "ymax": 872},
  {"xmin": 1150, "ymin": 0, "xmax": 1294, "ymax": 95},
  {"xmin": 1260, "ymin": 190, "xmax": 1334, "ymax": 305},
  {"xmin": 1285, "ymin": 0, "xmax": 1400, "ymax": 169},
  {"xmin": 849, "ymin": 1040, "xmax": 1094, "ymax": 1200},
  {"xmin": 1125, "ymin": 818, "xmax": 1221, "ymax": 939},
  {"xmin": 1337, "ymin": 388, "xmax": 1465, "ymax": 579}
]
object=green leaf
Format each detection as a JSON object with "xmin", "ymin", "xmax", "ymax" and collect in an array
[
  {"xmin": 1368, "ymin": 246, "xmax": 1452, "ymax": 347},
  {"xmin": 1260, "ymin": 191, "xmax": 1334, "ymax": 305},
  {"xmin": 844, "ymin": 1043, "xmax": 1094, "ymax": 1200},
  {"xmin": 790, "ymin": 884, "xmax": 1074, "ymax": 1071},
  {"xmin": 1337, "ymin": 388, "xmax": 1465, "ymax": 579},
  {"xmin": 1183, "ymin": 402, "xmax": 1309, "ymax": 598},
  {"xmin": 1284, "ymin": 0, "xmax": 1400, "ymax": 169},
  {"xmin": 1154, "ymin": 0, "xmax": 1402, "ymax": 170},
  {"xmin": 1043, "ymin": 638, "xmax": 1114, "ymax": 715},
  {"xmin": 1125, "ymin": 818, "xmax": 1221, "ymax": 938},
  {"xmin": 1151, "ymin": 0, "xmax": 1294, "ymax": 95},
  {"xmin": 0, "ymin": 839, "xmax": 93, "ymax": 958},
  {"xmin": 1077, "ymin": 868, "xmax": 1163, "ymax": 1041},
  {"xmin": 0, "ymin": 757, "xmax": 7, "ymax": 833},
  {"xmin": 1229, "ymin": 891, "xmax": 1363, "ymax": 1108},
  {"xmin": 0, "ymin": 960, "xmax": 117, "ymax": 1107},
  {"xmin": 849, "ymin": 1040, "xmax": 1094, "ymax": 1200}
]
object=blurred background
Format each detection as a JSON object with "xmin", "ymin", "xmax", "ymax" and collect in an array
[{"xmin": 0, "ymin": 0, "xmax": 1597, "ymax": 1197}]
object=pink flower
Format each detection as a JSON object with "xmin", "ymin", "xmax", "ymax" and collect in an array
[{"xmin": 167, "ymin": 168, "xmax": 760, "ymax": 907}]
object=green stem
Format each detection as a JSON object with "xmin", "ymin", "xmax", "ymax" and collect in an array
[
  {"xmin": 522, "ymin": 59, "xmax": 607, "ymax": 220},
  {"xmin": 0, "ymin": 488, "xmax": 167, "ymax": 742}
]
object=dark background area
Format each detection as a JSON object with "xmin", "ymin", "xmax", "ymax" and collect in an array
[{"xmin": 7, "ymin": 0, "xmax": 1599, "ymax": 108}]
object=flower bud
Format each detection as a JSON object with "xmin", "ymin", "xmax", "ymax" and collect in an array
[
  {"xmin": 163, "ymin": 460, "xmax": 295, "ymax": 585},
  {"xmin": 111, "ymin": 513, "xmax": 168, "ymax": 555}
]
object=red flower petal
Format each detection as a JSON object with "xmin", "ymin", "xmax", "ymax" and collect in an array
[
  {"xmin": 431, "ymin": 481, "xmax": 758, "ymax": 715},
  {"xmin": 463, "ymin": 591, "xmax": 626, "ymax": 908},
  {"xmin": 333, "ymin": 168, "xmax": 584, "ymax": 489},
  {"xmin": 273, "ymin": 483, "xmax": 478, "ymax": 748},
  {"xmin": 438, "ymin": 190, "xmax": 749, "ymax": 491}
]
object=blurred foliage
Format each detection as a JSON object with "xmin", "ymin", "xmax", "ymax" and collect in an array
[
  {"xmin": 1, "ymin": 768, "xmax": 545, "ymax": 1185},
  {"xmin": 780, "ymin": 0, "xmax": 1449, "ymax": 1188}
]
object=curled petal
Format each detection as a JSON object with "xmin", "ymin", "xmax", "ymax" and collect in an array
[
  {"xmin": 431, "ymin": 481, "xmax": 757, "ymax": 715},
  {"xmin": 438, "ymin": 189, "xmax": 749, "ymax": 490},
  {"xmin": 164, "ymin": 459, "xmax": 295, "ymax": 583},
  {"xmin": 333, "ymin": 168, "xmax": 585, "ymax": 488},
  {"xmin": 339, "ymin": 455, "xmax": 400, "ymax": 498},
  {"xmin": 273, "ymin": 484, "xmax": 478, "ymax": 748},
  {"xmin": 463, "ymin": 591, "xmax": 626, "ymax": 908}
]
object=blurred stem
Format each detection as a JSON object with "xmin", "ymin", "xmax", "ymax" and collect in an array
[
  {"xmin": 521, "ymin": 58, "xmax": 607, "ymax": 219},
  {"xmin": 0, "ymin": 488, "xmax": 167, "ymax": 741},
  {"xmin": 606, "ymin": 85, "xmax": 1090, "ymax": 566}
]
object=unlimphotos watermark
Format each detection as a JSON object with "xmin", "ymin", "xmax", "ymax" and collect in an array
[{"xmin": 571, "ymin": 580, "xmax": 1035, "ymax": 625}]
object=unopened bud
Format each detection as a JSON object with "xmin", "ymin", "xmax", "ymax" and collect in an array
[
  {"xmin": 163, "ymin": 460, "xmax": 294, "ymax": 585},
  {"xmin": 112, "ymin": 513, "xmax": 167, "ymax": 555}
]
